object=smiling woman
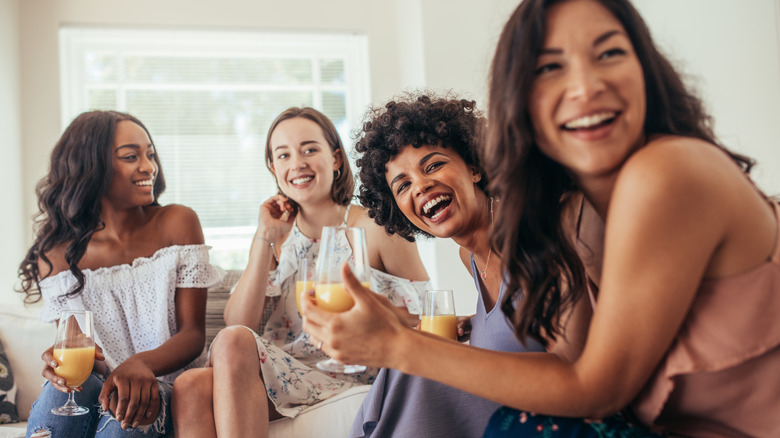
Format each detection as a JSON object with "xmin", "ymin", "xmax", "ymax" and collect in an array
[{"xmin": 18, "ymin": 110, "xmax": 224, "ymax": 438}]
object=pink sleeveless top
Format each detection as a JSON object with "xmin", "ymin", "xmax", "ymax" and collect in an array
[{"xmin": 575, "ymin": 197, "xmax": 780, "ymax": 437}]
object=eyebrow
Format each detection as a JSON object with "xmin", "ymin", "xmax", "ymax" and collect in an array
[
  {"xmin": 539, "ymin": 29, "xmax": 625, "ymax": 55},
  {"xmin": 273, "ymin": 140, "xmax": 320, "ymax": 152},
  {"xmin": 389, "ymin": 151, "xmax": 447, "ymax": 189},
  {"xmin": 115, "ymin": 143, "xmax": 153, "ymax": 153}
]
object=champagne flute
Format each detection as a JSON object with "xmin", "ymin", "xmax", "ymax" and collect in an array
[
  {"xmin": 314, "ymin": 226, "xmax": 371, "ymax": 373},
  {"xmin": 420, "ymin": 290, "xmax": 457, "ymax": 340},
  {"xmin": 295, "ymin": 257, "xmax": 315, "ymax": 316},
  {"xmin": 51, "ymin": 310, "xmax": 95, "ymax": 416}
]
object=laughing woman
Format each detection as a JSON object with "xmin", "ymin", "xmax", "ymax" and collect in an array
[
  {"xmin": 302, "ymin": 0, "xmax": 780, "ymax": 436},
  {"xmin": 21, "ymin": 110, "xmax": 223, "ymax": 438},
  {"xmin": 171, "ymin": 107, "xmax": 430, "ymax": 438}
]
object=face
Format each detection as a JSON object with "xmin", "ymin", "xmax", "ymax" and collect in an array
[
  {"xmin": 529, "ymin": 0, "xmax": 646, "ymax": 183},
  {"xmin": 269, "ymin": 117, "xmax": 342, "ymax": 205},
  {"xmin": 385, "ymin": 144, "xmax": 484, "ymax": 239},
  {"xmin": 104, "ymin": 120, "xmax": 157, "ymax": 208}
]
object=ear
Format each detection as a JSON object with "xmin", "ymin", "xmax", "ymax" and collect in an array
[
  {"xmin": 471, "ymin": 168, "xmax": 482, "ymax": 183},
  {"xmin": 269, "ymin": 161, "xmax": 276, "ymax": 174},
  {"xmin": 333, "ymin": 148, "xmax": 344, "ymax": 171}
]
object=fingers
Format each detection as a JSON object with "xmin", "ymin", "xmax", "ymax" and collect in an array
[
  {"xmin": 41, "ymin": 347, "xmax": 69, "ymax": 391},
  {"xmin": 126, "ymin": 381, "xmax": 157, "ymax": 428},
  {"xmin": 340, "ymin": 263, "xmax": 372, "ymax": 302},
  {"xmin": 99, "ymin": 378, "xmax": 118, "ymax": 413},
  {"xmin": 95, "ymin": 344, "xmax": 105, "ymax": 361}
]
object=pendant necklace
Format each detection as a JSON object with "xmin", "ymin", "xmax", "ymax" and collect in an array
[{"xmin": 480, "ymin": 197, "xmax": 494, "ymax": 281}]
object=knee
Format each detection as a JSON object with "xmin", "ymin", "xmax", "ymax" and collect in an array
[
  {"xmin": 173, "ymin": 368, "xmax": 213, "ymax": 402},
  {"xmin": 210, "ymin": 326, "xmax": 258, "ymax": 369}
]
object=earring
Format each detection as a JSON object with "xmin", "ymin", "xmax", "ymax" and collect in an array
[
  {"xmin": 334, "ymin": 169, "xmax": 341, "ymax": 180},
  {"xmin": 473, "ymin": 174, "xmax": 481, "ymax": 183}
]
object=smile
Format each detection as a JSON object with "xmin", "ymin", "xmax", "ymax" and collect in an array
[
  {"xmin": 291, "ymin": 176, "xmax": 314, "ymax": 185},
  {"xmin": 422, "ymin": 194, "xmax": 452, "ymax": 219},
  {"xmin": 134, "ymin": 179, "xmax": 154, "ymax": 187},
  {"xmin": 562, "ymin": 111, "xmax": 617, "ymax": 130}
]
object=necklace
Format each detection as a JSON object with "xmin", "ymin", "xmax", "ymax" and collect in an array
[{"xmin": 480, "ymin": 197, "xmax": 494, "ymax": 281}]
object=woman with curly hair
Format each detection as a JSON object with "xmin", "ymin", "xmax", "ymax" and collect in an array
[
  {"xmin": 303, "ymin": 0, "xmax": 780, "ymax": 436},
  {"xmin": 345, "ymin": 92, "xmax": 571, "ymax": 437},
  {"xmin": 171, "ymin": 107, "xmax": 429, "ymax": 438},
  {"xmin": 21, "ymin": 110, "xmax": 223, "ymax": 437}
]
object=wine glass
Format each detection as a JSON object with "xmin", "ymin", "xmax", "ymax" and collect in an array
[
  {"xmin": 295, "ymin": 257, "xmax": 315, "ymax": 316},
  {"xmin": 314, "ymin": 226, "xmax": 371, "ymax": 373},
  {"xmin": 51, "ymin": 310, "xmax": 95, "ymax": 416},
  {"xmin": 420, "ymin": 290, "xmax": 457, "ymax": 340}
]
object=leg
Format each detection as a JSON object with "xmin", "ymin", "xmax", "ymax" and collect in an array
[
  {"xmin": 171, "ymin": 368, "xmax": 217, "ymax": 438},
  {"xmin": 26, "ymin": 373, "xmax": 102, "ymax": 438},
  {"xmin": 209, "ymin": 326, "xmax": 281, "ymax": 438}
]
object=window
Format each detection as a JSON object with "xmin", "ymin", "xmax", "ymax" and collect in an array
[{"xmin": 60, "ymin": 27, "xmax": 370, "ymax": 269}]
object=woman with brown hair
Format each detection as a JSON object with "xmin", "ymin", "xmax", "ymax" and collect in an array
[
  {"xmin": 302, "ymin": 1, "xmax": 780, "ymax": 436},
  {"xmin": 172, "ymin": 107, "xmax": 429, "ymax": 438}
]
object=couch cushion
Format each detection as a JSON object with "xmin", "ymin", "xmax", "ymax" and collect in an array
[
  {"xmin": 0, "ymin": 338, "xmax": 19, "ymax": 424},
  {"xmin": 0, "ymin": 303, "xmax": 51, "ymax": 421}
]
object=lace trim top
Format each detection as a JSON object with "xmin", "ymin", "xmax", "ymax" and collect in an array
[{"xmin": 38, "ymin": 244, "xmax": 225, "ymax": 383}]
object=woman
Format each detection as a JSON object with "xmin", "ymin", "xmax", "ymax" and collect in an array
[
  {"xmin": 21, "ymin": 110, "xmax": 223, "ymax": 437},
  {"xmin": 302, "ymin": 1, "xmax": 780, "ymax": 436},
  {"xmin": 350, "ymin": 93, "xmax": 562, "ymax": 438},
  {"xmin": 171, "ymin": 107, "xmax": 430, "ymax": 438}
]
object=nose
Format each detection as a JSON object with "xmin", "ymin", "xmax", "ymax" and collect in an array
[
  {"xmin": 140, "ymin": 155, "xmax": 156, "ymax": 176},
  {"xmin": 565, "ymin": 59, "xmax": 605, "ymax": 101},
  {"xmin": 290, "ymin": 153, "xmax": 308, "ymax": 170},
  {"xmin": 412, "ymin": 175, "xmax": 435, "ymax": 198}
]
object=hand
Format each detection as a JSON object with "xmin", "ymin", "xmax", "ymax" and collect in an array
[
  {"xmin": 392, "ymin": 305, "xmax": 421, "ymax": 328},
  {"xmin": 302, "ymin": 264, "xmax": 405, "ymax": 368},
  {"xmin": 256, "ymin": 194, "xmax": 297, "ymax": 242},
  {"xmin": 98, "ymin": 358, "xmax": 160, "ymax": 429},
  {"xmin": 457, "ymin": 316, "xmax": 473, "ymax": 343},
  {"xmin": 41, "ymin": 344, "xmax": 105, "ymax": 393}
]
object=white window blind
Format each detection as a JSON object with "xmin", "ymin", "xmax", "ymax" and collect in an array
[{"xmin": 59, "ymin": 27, "xmax": 370, "ymax": 269}]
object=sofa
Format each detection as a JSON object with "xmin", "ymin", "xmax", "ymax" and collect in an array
[{"xmin": 0, "ymin": 270, "xmax": 369, "ymax": 438}]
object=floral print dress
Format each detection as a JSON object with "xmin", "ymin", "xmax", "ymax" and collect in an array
[{"xmin": 237, "ymin": 205, "xmax": 429, "ymax": 418}]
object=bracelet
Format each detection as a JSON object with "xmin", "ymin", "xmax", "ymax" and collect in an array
[{"xmin": 256, "ymin": 235, "xmax": 279, "ymax": 263}]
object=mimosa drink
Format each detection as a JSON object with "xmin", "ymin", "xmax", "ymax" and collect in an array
[
  {"xmin": 420, "ymin": 315, "xmax": 457, "ymax": 340},
  {"xmin": 315, "ymin": 282, "xmax": 371, "ymax": 312},
  {"xmin": 53, "ymin": 346, "xmax": 95, "ymax": 387},
  {"xmin": 295, "ymin": 280, "xmax": 315, "ymax": 315}
]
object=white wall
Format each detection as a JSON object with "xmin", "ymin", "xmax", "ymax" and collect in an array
[
  {"xmin": 0, "ymin": 0, "xmax": 25, "ymax": 307},
  {"xmin": 5, "ymin": 0, "xmax": 780, "ymax": 314}
]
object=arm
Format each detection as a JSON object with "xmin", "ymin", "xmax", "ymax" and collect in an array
[
  {"xmin": 304, "ymin": 139, "xmax": 754, "ymax": 418},
  {"xmin": 99, "ymin": 205, "xmax": 209, "ymax": 427},
  {"xmin": 224, "ymin": 195, "xmax": 295, "ymax": 327}
]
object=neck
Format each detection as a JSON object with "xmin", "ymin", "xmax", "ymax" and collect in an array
[
  {"xmin": 97, "ymin": 202, "xmax": 150, "ymax": 241},
  {"xmin": 296, "ymin": 199, "xmax": 347, "ymax": 239},
  {"xmin": 574, "ymin": 173, "xmax": 618, "ymax": 220}
]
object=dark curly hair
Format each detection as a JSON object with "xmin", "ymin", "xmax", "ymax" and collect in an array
[
  {"xmin": 485, "ymin": 0, "xmax": 754, "ymax": 346},
  {"xmin": 19, "ymin": 110, "xmax": 166, "ymax": 303},
  {"xmin": 355, "ymin": 91, "xmax": 486, "ymax": 242}
]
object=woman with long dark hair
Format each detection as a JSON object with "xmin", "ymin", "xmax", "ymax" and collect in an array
[
  {"xmin": 22, "ymin": 110, "xmax": 223, "ymax": 437},
  {"xmin": 302, "ymin": 1, "xmax": 780, "ymax": 436}
]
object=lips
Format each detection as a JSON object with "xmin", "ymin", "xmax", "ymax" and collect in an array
[
  {"xmin": 134, "ymin": 178, "xmax": 154, "ymax": 187},
  {"xmin": 562, "ymin": 111, "xmax": 618, "ymax": 131},
  {"xmin": 290, "ymin": 175, "xmax": 314, "ymax": 186},
  {"xmin": 420, "ymin": 194, "xmax": 452, "ymax": 220}
]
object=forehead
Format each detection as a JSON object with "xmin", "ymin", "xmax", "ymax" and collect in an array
[
  {"xmin": 543, "ymin": 0, "xmax": 625, "ymax": 46},
  {"xmin": 270, "ymin": 117, "xmax": 326, "ymax": 146},
  {"xmin": 113, "ymin": 120, "xmax": 151, "ymax": 149}
]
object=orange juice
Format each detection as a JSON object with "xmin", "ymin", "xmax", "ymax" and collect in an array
[
  {"xmin": 315, "ymin": 282, "xmax": 370, "ymax": 313},
  {"xmin": 295, "ymin": 280, "xmax": 315, "ymax": 315},
  {"xmin": 420, "ymin": 315, "xmax": 457, "ymax": 340},
  {"xmin": 53, "ymin": 346, "xmax": 95, "ymax": 387}
]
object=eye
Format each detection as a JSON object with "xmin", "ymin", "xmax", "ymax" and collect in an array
[
  {"xmin": 598, "ymin": 47, "xmax": 626, "ymax": 60},
  {"xmin": 425, "ymin": 161, "xmax": 444, "ymax": 173},
  {"xmin": 535, "ymin": 62, "xmax": 561, "ymax": 76},
  {"xmin": 120, "ymin": 154, "xmax": 137, "ymax": 161},
  {"xmin": 147, "ymin": 152, "xmax": 156, "ymax": 160},
  {"xmin": 303, "ymin": 146, "xmax": 319, "ymax": 155},
  {"xmin": 276, "ymin": 152, "xmax": 289, "ymax": 160},
  {"xmin": 395, "ymin": 181, "xmax": 410, "ymax": 195}
]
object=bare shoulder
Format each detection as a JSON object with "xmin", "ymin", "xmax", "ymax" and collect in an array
[
  {"xmin": 350, "ymin": 205, "xmax": 411, "ymax": 246},
  {"xmin": 39, "ymin": 244, "xmax": 70, "ymax": 279},
  {"xmin": 616, "ymin": 136, "xmax": 750, "ymax": 209},
  {"xmin": 150, "ymin": 204, "xmax": 205, "ymax": 246}
]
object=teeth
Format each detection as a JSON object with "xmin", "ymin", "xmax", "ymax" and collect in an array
[
  {"xmin": 422, "ymin": 195, "xmax": 452, "ymax": 216},
  {"xmin": 135, "ymin": 179, "xmax": 154, "ymax": 187},
  {"xmin": 291, "ymin": 176, "xmax": 313, "ymax": 185},
  {"xmin": 564, "ymin": 111, "xmax": 615, "ymax": 129}
]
